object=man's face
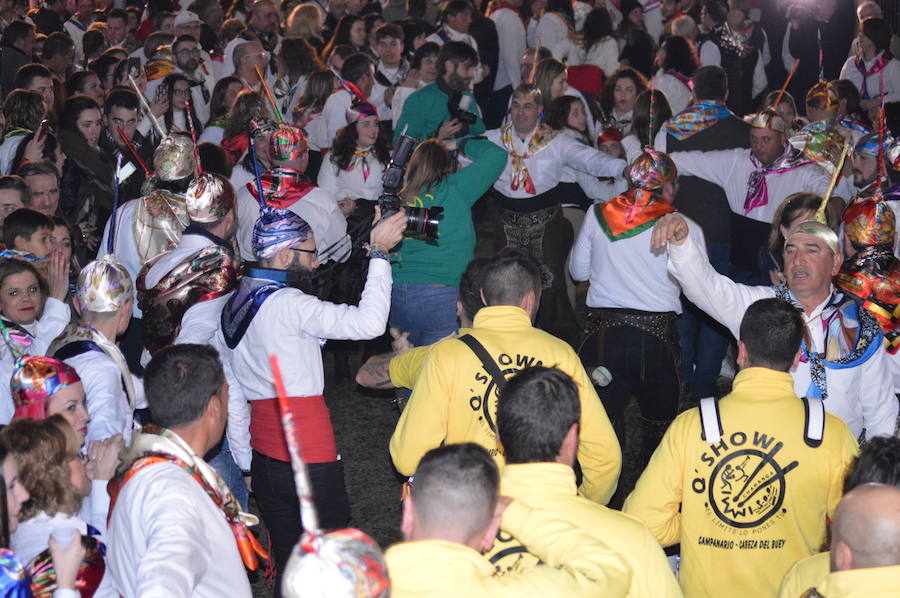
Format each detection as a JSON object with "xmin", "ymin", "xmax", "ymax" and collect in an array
[
  {"xmin": 377, "ymin": 36, "xmax": 403, "ymax": 67},
  {"xmin": 76, "ymin": 0, "xmax": 93, "ymax": 20},
  {"xmin": 444, "ymin": 60, "xmax": 474, "ymax": 91},
  {"xmin": 0, "ymin": 190, "xmax": 24, "ymax": 229},
  {"xmin": 106, "ymin": 16, "xmax": 127, "ymax": 44},
  {"xmin": 661, "ymin": 0, "xmax": 677, "ymax": 18},
  {"xmin": 251, "ymin": 3, "xmax": 279, "ymax": 34},
  {"xmin": 852, "ymin": 152, "xmax": 878, "ymax": 188},
  {"xmin": 287, "ymin": 235, "xmax": 319, "ymax": 271},
  {"xmin": 750, "ymin": 128, "xmax": 784, "ymax": 165},
  {"xmin": 511, "ymin": 95, "xmax": 541, "ymax": 135},
  {"xmin": 24, "ymin": 174, "xmax": 60, "ymax": 216},
  {"xmin": 107, "ymin": 106, "xmax": 139, "ymax": 146},
  {"xmin": 16, "ymin": 226, "xmax": 52, "ymax": 258},
  {"xmin": 16, "ymin": 32, "xmax": 34, "ymax": 56},
  {"xmin": 520, "ymin": 51, "xmax": 535, "ymax": 83},
  {"xmin": 446, "ymin": 9, "xmax": 473, "ymax": 34},
  {"xmin": 27, "ymin": 76, "xmax": 54, "ymax": 112},
  {"xmin": 239, "ymin": 43, "xmax": 269, "ymax": 74},
  {"xmin": 174, "ymin": 40, "xmax": 201, "ymax": 72},
  {"xmin": 783, "ymin": 233, "xmax": 841, "ymax": 298}
]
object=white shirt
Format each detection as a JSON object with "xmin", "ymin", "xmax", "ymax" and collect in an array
[
  {"xmin": 491, "ymin": 6, "xmax": 527, "ymax": 91},
  {"xmin": 13, "ymin": 511, "xmax": 115, "ymax": 598},
  {"xmin": 621, "ymin": 133, "xmax": 643, "ymax": 164},
  {"xmin": 304, "ymin": 110, "xmax": 330, "ymax": 152},
  {"xmin": 322, "ymin": 89, "xmax": 353, "ymax": 151},
  {"xmin": 486, "ymin": 127, "xmax": 627, "ymax": 199},
  {"xmin": 667, "ymin": 232, "xmax": 899, "ymax": 439},
  {"xmin": 78, "ymin": 479, "xmax": 110, "ymax": 538},
  {"xmin": 107, "ymin": 460, "xmax": 252, "ymax": 598},
  {"xmin": 317, "ymin": 152, "xmax": 385, "ymax": 201},
  {"xmin": 0, "ymin": 135, "xmax": 25, "ymax": 175},
  {"xmin": 552, "ymin": 36, "xmax": 620, "ymax": 79},
  {"xmin": 64, "ymin": 350, "xmax": 137, "ymax": 444},
  {"xmin": 198, "ymin": 125, "xmax": 224, "ymax": 144},
  {"xmin": 839, "ymin": 52, "xmax": 900, "ymax": 104},
  {"xmin": 556, "ymin": 129, "xmax": 615, "ymax": 200},
  {"xmin": 0, "ymin": 297, "xmax": 71, "ymax": 424},
  {"xmin": 370, "ymin": 62, "xmax": 402, "ymax": 122},
  {"xmin": 216, "ymin": 259, "xmax": 392, "ymax": 399},
  {"xmin": 652, "ymin": 71, "xmax": 692, "ymax": 115},
  {"xmin": 571, "ymin": 209, "xmax": 703, "ymax": 312},
  {"xmin": 669, "ymin": 147, "xmax": 832, "ymax": 224},
  {"xmin": 140, "ymin": 232, "xmax": 252, "ymax": 470},
  {"xmin": 99, "ymin": 199, "xmax": 143, "ymax": 318},
  {"xmin": 535, "ymin": 12, "xmax": 570, "ymax": 56},
  {"xmin": 641, "ymin": 0, "xmax": 664, "ymax": 41}
]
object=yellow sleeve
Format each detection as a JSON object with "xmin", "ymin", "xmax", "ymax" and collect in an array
[
  {"xmin": 388, "ymin": 346, "xmax": 431, "ymax": 389},
  {"xmin": 389, "ymin": 344, "xmax": 453, "ymax": 476},
  {"xmin": 565, "ymin": 351, "xmax": 622, "ymax": 505},
  {"xmin": 489, "ymin": 500, "xmax": 632, "ymax": 598},
  {"xmin": 777, "ymin": 557, "xmax": 814, "ymax": 598},
  {"xmin": 827, "ymin": 424, "xmax": 860, "ymax": 518},
  {"xmin": 638, "ymin": 522, "xmax": 684, "ymax": 598},
  {"xmin": 622, "ymin": 411, "xmax": 688, "ymax": 547}
]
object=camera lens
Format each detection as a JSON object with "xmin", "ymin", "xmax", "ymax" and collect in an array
[{"xmin": 405, "ymin": 206, "xmax": 443, "ymax": 239}]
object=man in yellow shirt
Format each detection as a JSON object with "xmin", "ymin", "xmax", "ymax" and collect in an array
[
  {"xmin": 389, "ymin": 249, "xmax": 621, "ymax": 504},
  {"xmin": 624, "ymin": 298, "xmax": 858, "ymax": 598},
  {"xmin": 777, "ymin": 436, "xmax": 900, "ymax": 598},
  {"xmin": 384, "ymin": 443, "xmax": 632, "ymax": 598},
  {"xmin": 810, "ymin": 483, "xmax": 900, "ymax": 597},
  {"xmin": 486, "ymin": 366, "xmax": 683, "ymax": 598}
]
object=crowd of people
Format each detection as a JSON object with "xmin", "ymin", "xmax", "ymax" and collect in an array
[{"xmin": 0, "ymin": 0, "xmax": 895, "ymax": 595}]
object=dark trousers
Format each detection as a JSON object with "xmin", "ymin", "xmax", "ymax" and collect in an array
[
  {"xmin": 580, "ymin": 315, "xmax": 680, "ymax": 423},
  {"xmin": 118, "ymin": 316, "xmax": 144, "ymax": 376},
  {"xmin": 251, "ymin": 451, "xmax": 350, "ymax": 597},
  {"xmin": 678, "ymin": 242, "xmax": 733, "ymax": 398}
]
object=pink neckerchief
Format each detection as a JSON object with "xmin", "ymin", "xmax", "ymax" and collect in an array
[
  {"xmin": 744, "ymin": 145, "xmax": 812, "ymax": 214},
  {"xmin": 854, "ymin": 50, "xmax": 894, "ymax": 99}
]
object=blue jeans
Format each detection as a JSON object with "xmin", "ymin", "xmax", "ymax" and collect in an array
[
  {"xmin": 678, "ymin": 242, "xmax": 733, "ymax": 399},
  {"xmin": 389, "ymin": 283, "xmax": 459, "ymax": 347},
  {"xmin": 207, "ymin": 436, "xmax": 249, "ymax": 510}
]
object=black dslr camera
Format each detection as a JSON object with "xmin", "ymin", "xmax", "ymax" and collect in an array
[{"xmin": 378, "ymin": 131, "xmax": 443, "ymax": 240}]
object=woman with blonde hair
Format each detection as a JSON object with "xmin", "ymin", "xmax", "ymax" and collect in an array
[
  {"xmin": 4, "ymin": 416, "xmax": 117, "ymax": 595},
  {"xmin": 533, "ymin": 57, "xmax": 568, "ymax": 111},
  {"xmin": 388, "ymin": 137, "xmax": 507, "ymax": 346},
  {"xmin": 285, "ymin": 3, "xmax": 326, "ymax": 53}
]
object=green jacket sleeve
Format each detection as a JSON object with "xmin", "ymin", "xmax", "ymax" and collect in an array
[{"xmin": 445, "ymin": 139, "xmax": 507, "ymax": 206}]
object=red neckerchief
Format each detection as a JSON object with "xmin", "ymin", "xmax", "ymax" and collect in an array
[
  {"xmin": 247, "ymin": 166, "xmax": 316, "ymax": 209},
  {"xmin": 854, "ymin": 51, "xmax": 894, "ymax": 99},
  {"xmin": 334, "ymin": 79, "xmax": 368, "ymax": 102},
  {"xmin": 222, "ymin": 133, "xmax": 249, "ymax": 165},
  {"xmin": 489, "ymin": 0, "xmax": 526, "ymax": 25}
]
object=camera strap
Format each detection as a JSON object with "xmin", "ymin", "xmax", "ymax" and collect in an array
[{"xmin": 458, "ymin": 334, "xmax": 507, "ymax": 392}]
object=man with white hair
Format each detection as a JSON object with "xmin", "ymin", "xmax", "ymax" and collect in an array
[{"xmin": 650, "ymin": 208, "xmax": 898, "ymax": 440}]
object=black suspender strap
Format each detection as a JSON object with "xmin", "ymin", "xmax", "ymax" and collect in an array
[
  {"xmin": 458, "ymin": 334, "xmax": 507, "ymax": 392},
  {"xmin": 801, "ymin": 396, "xmax": 825, "ymax": 448}
]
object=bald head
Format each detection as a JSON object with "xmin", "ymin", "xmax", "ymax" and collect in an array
[{"xmin": 831, "ymin": 483, "xmax": 900, "ymax": 571}]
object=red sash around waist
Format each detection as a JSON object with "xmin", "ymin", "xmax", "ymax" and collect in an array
[{"xmin": 249, "ymin": 396, "xmax": 337, "ymax": 463}]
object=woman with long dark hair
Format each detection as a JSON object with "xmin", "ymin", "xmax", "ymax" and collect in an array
[
  {"xmin": 599, "ymin": 66, "xmax": 648, "ymax": 135},
  {"xmin": 621, "ymin": 88, "xmax": 672, "ymax": 162},
  {"xmin": 615, "ymin": 0, "xmax": 656, "ymax": 78},
  {"xmin": 322, "ymin": 15, "xmax": 367, "ymax": 58},
  {"xmin": 57, "ymin": 95, "xmax": 114, "ymax": 257},
  {"xmin": 199, "ymin": 76, "xmax": 243, "ymax": 144},
  {"xmin": 552, "ymin": 7, "xmax": 620, "ymax": 78},
  {"xmin": 292, "ymin": 71, "xmax": 336, "ymax": 182},
  {"xmin": 652, "ymin": 35, "xmax": 699, "ymax": 115},
  {"xmin": 160, "ymin": 73, "xmax": 203, "ymax": 138},
  {"xmin": 273, "ymin": 37, "xmax": 324, "ymax": 118},
  {"xmin": 221, "ymin": 89, "xmax": 264, "ymax": 166}
]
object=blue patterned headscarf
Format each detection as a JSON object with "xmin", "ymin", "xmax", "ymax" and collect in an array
[{"xmin": 252, "ymin": 206, "xmax": 311, "ymax": 260}]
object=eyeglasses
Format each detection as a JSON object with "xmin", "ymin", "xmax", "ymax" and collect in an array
[
  {"xmin": 289, "ymin": 247, "xmax": 316, "ymax": 255},
  {"xmin": 243, "ymin": 51, "xmax": 270, "ymax": 60},
  {"xmin": 176, "ymin": 48, "xmax": 202, "ymax": 56},
  {"xmin": 173, "ymin": 88, "xmax": 191, "ymax": 97}
]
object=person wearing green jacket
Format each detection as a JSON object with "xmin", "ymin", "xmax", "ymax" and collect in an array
[
  {"xmin": 389, "ymin": 137, "xmax": 506, "ymax": 346},
  {"xmin": 393, "ymin": 41, "xmax": 485, "ymax": 145}
]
